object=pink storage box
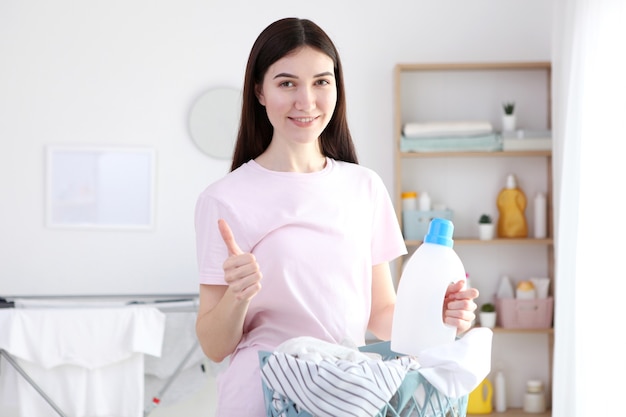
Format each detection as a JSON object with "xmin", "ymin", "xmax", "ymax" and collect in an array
[{"xmin": 496, "ymin": 297, "xmax": 554, "ymax": 329}]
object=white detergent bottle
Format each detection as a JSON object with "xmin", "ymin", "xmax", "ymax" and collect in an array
[
  {"xmin": 495, "ymin": 370, "xmax": 507, "ymax": 412},
  {"xmin": 391, "ymin": 218, "xmax": 466, "ymax": 356}
]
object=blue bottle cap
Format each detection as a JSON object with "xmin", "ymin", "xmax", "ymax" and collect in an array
[{"xmin": 424, "ymin": 218, "xmax": 454, "ymax": 247}]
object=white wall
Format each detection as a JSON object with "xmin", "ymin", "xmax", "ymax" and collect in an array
[
  {"xmin": 0, "ymin": 0, "xmax": 554, "ymax": 412},
  {"xmin": 0, "ymin": 0, "xmax": 553, "ymax": 297}
]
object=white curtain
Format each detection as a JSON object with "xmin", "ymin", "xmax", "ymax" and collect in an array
[{"xmin": 552, "ymin": 0, "xmax": 626, "ymax": 416}]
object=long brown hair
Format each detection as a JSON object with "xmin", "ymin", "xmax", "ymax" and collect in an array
[{"xmin": 230, "ymin": 18, "xmax": 358, "ymax": 171}]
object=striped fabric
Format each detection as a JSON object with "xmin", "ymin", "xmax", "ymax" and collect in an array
[{"xmin": 261, "ymin": 352, "xmax": 418, "ymax": 417}]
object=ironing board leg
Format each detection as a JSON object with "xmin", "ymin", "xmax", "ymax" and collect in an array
[
  {"xmin": 144, "ymin": 340, "xmax": 201, "ymax": 416},
  {"xmin": 0, "ymin": 349, "xmax": 68, "ymax": 417}
]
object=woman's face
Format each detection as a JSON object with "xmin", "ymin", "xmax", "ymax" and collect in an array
[{"xmin": 256, "ymin": 46, "xmax": 337, "ymax": 147}]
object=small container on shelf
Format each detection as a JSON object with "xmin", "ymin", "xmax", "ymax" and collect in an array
[
  {"xmin": 495, "ymin": 370, "xmax": 507, "ymax": 412},
  {"xmin": 516, "ymin": 280, "xmax": 536, "ymax": 299},
  {"xmin": 523, "ymin": 380, "xmax": 546, "ymax": 413},
  {"xmin": 534, "ymin": 192, "xmax": 547, "ymax": 238},
  {"xmin": 477, "ymin": 214, "xmax": 495, "ymax": 240},
  {"xmin": 530, "ymin": 277, "xmax": 550, "ymax": 299},
  {"xmin": 401, "ymin": 191, "xmax": 417, "ymax": 212},
  {"xmin": 497, "ymin": 174, "xmax": 528, "ymax": 238},
  {"xmin": 467, "ymin": 378, "xmax": 493, "ymax": 414},
  {"xmin": 418, "ymin": 191, "xmax": 431, "ymax": 211},
  {"xmin": 478, "ymin": 302, "xmax": 496, "ymax": 329},
  {"xmin": 496, "ymin": 275, "xmax": 515, "ymax": 299},
  {"xmin": 402, "ymin": 209, "xmax": 453, "ymax": 241},
  {"xmin": 496, "ymin": 297, "xmax": 554, "ymax": 329}
]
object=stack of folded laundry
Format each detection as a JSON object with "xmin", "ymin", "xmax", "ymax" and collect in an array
[
  {"xmin": 401, "ymin": 121, "xmax": 502, "ymax": 152},
  {"xmin": 501, "ymin": 129, "xmax": 552, "ymax": 151}
]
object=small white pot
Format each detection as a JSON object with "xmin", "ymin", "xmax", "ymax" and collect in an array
[
  {"xmin": 502, "ymin": 114, "xmax": 516, "ymax": 131},
  {"xmin": 480, "ymin": 312, "xmax": 497, "ymax": 329},
  {"xmin": 478, "ymin": 223, "xmax": 495, "ymax": 240}
]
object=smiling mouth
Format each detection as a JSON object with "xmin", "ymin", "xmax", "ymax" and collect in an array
[{"xmin": 289, "ymin": 116, "xmax": 318, "ymax": 123}]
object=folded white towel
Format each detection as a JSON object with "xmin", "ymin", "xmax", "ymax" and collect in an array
[{"xmin": 403, "ymin": 121, "xmax": 493, "ymax": 138}]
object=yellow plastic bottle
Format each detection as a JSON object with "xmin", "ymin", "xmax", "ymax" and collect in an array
[
  {"xmin": 497, "ymin": 174, "xmax": 528, "ymax": 238},
  {"xmin": 467, "ymin": 378, "xmax": 493, "ymax": 414}
]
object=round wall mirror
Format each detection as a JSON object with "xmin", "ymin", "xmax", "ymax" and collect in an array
[{"xmin": 188, "ymin": 87, "xmax": 241, "ymax": 160}]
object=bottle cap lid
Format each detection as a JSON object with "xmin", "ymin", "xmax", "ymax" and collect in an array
[
  {"xmin": 401, "ymin": 191, "xmax": 417, "ymax": 199},
  {"xmin": 506, "ymin": 174, "xmax": 517, "ymax": 189},
  {"xmin": 424, "ymin": 218, "xmax": 454, "ymax": 247}
]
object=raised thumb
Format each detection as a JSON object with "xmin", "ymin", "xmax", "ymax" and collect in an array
[{"xmin": 218, "ymin": 219, "xmax": 243, "ymax": 256}]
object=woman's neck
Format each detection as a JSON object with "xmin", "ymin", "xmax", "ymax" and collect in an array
[{"xmin": 255, "ymin": 140, "xmax": 326, "ymax": 173}]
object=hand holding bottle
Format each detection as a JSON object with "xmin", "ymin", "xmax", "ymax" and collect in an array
[
  {"xmin": 392, "ymin": 218, "xmax": 478, "ymax": 355},
  {"xmin": 444, "ymin": 281, "xmax": 479, "ymax": 334}
]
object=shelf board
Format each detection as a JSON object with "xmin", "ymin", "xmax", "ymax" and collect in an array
[
  {"xmin": 396, "ymin": 62, "xmax": 552, "ymax": 72},
  {"xmin": 468, "ymin": 409, "xmax": 550, "ymax": 417},
  {"xmin": 399, "ymin": 150, "xmax": 551, "ymax": 158},
  {"xmin": 487, "ymin": 326, "xmax": 554, "ymax": 334},
  {"xmin": 404, "ymin": 238, "xmax": 554, "ymax": 246}
]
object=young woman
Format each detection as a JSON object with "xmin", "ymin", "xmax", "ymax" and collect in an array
[{"xmin": 194, "ymin": 17, "xmax": 478, "ymax": 416}]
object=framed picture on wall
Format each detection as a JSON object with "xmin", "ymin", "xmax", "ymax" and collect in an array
[{"xmin": 46, "ymin": 146, "xmax": 156, "ymax": 230}]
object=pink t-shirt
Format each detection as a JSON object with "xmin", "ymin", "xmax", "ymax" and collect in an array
[{"xmin": 195, "ymin": 158, "xmax": 406, "ymax": 416}]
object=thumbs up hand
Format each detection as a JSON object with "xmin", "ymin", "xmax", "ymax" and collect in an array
[{"xmin": 218, "ymin": 219, "xmax": 262, "ymax": 302}]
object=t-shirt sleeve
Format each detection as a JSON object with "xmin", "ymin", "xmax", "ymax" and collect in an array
[
  {"xmin": 194, "ymin": 193, "xmax": 232, "ymax": 285},
  {"xmin": 370, "ymin": 173, "xmax": 408, "ymax": 265}
]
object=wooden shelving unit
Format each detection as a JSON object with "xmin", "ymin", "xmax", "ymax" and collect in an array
[{"xmin": 394, "ymin": 62, "xmax": 554, "ymax": 414}]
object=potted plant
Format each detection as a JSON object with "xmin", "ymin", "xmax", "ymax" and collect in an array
[
  {"xmin": 478, "ymin": 214, "xmax": 495, "ymax": 240},
  {"xmin": 479, "ymin": 302, "xmax": 497, "ymax": 328},
  {"xmin": 502, "ymin": 101, "xmax": 516, "ymax": 131}
]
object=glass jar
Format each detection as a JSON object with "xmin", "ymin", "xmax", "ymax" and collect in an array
[{"xmin": 523, "ymin": 380, "xmax": 546, "ymax": 413}]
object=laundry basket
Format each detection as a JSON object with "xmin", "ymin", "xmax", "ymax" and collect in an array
[{"xmin": 258, "ymin": 341, "xmax": 468, "ymax": 417}]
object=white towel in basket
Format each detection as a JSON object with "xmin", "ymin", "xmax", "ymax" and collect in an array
[
  {"xmin": 262, "ymin": 337, "xmax": 418, "ymax": 417},
  {"xmin": 417, "ymin": 327, "xmax": 493, "ymax": 399}
]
